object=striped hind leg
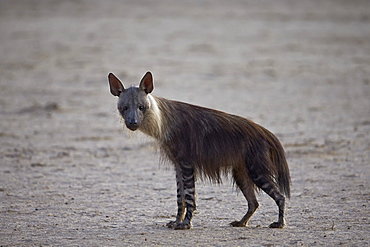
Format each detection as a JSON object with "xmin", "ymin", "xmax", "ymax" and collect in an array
[
  {"xmin": 249, "ymin": 169, "xmax": 286, "ymax": 228},
  {"xmin": 230, "ymin": 168, "xmax": 259, "ymax": 227}
]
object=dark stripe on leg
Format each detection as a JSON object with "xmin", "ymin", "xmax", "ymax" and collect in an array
[
  {"xmin": 252, "ymin": 175, "xmax": 286, "ymax": 228},
  {"xmin": 174, "ymin": 164, "xmax": 195, "ymax": 230},
  {"xmin": 167, "ymin": 166, "xmax": 185, "ymax": 228}
]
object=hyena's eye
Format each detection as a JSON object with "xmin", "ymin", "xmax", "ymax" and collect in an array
[
  {"xmin": 120, "ymin": 106, "xmax": 128, "ymax": 112},
  {"xmin": 138, "ymin": 105, "xmax": 145, "ymax": 111}
]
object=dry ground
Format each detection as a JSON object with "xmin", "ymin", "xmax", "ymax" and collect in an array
[{"xmin": 0, "ymin": 0, "xmax": 369, "ymax": 246}]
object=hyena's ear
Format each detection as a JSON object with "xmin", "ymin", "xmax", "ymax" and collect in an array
[
  {"xmin": 108, "ymin": 73, "xmax": 125, "ymax": 97},
  {"xmin": 139, "ymin": 71, "xmax": 154, "ymax": 94}
]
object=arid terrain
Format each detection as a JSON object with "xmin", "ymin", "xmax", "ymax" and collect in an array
[{"xmin": 0, "ymin": 0, "xmax": 369, "ymax": 246}]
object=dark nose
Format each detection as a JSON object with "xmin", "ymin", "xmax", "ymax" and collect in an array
[{"xmin": 126, "ymin": 119, "xmax": 139, "ymax": 131}]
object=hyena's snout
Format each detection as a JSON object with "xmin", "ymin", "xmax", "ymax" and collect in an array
[
  {"xmin": 123, "ymin": 110, "xmax": 142, "ymax": 131},
  {"xmin": 125, "ymin": 117, "xmax": 139, "ymax": 131}
]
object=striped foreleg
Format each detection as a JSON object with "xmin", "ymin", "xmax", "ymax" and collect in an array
[
  {"xmin": 166, "ymin": 166, "xmax": 185, "ymax": 228},
  {"xmin": 173, "ymin": 163, "xmax": 196, "ymax": 230}
]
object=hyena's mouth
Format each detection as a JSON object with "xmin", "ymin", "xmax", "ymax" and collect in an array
[{"xmin": 126, "ymin": 123, "xmax": 139, "ymax": 131}]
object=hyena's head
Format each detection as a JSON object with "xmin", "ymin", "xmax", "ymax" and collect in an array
[{"xmin": 108, "ymin": 71, "xmax": 154, "ymax": 131}]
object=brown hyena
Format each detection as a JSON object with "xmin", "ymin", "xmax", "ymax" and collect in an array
[{"xmin": 108, "ymin": 71, "xmax": 291, "ymax": 230}]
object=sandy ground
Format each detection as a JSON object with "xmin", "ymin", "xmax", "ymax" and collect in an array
[{"xmin": 0, "ymin": 0, "xmax": 369, "ymax": 246}]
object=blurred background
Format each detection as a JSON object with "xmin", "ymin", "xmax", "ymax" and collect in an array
[{"xmin": 0, "ymin": 0, "xmax": 369, "ymax": 245}]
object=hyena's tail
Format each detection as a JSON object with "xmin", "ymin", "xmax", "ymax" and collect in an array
[{"xmin": 269, "ymin": 132, "xmax": 291, "ymax": 199}]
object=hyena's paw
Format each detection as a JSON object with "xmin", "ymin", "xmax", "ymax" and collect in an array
[
  {"xmin": 166, "ymin": 220, "xmax": 178, "ymax": 229},
  {"xmin": 269, "ymin": 222, "xmax": 285, "ymax": 228},
  {"xmin": 229, "ymin": 221, "xmax": 247, "ymax": 227},
  {"xmin": 173, "ymin": 222, "xmax": 192, "ymax": 230}
]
